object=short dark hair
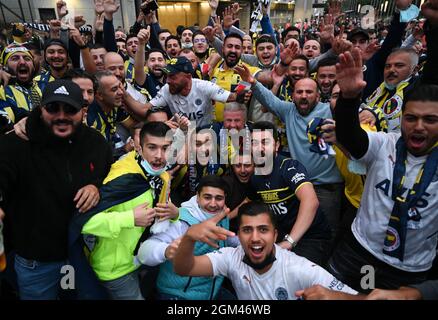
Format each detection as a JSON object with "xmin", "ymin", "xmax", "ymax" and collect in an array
[
  {"xmin": 292, "ymin": 54, "xmax": 310, "ymax": 72},
  {"xmin": 126, "ymin": 33, "xmax": 138, "ymax": 43},
  {"xmin": 224, "ymin": 33, "xmax": 243, "ymax": 44},
  {"xmin": 165, "ymin": 35, "xmax": 181, "ymax": 48},
  {"xmin": 193, "ymin": 30, "xmax": 206, "ymax": 39},
  {"xmin": 402, "ymin": 84, "xmax": 438, "ymax": 112},
  {"xmin": 89, "ymin": 43, "xmax": 105, "ymax": 51},
  {"xmin": 237, "ymin": 201, "xmax": 277, "ymax": 229},
  {"xmin": 316, "ymin": 57, "xmax": 338, "ymax": 72},
  {"xmin": 63, "ymin": 68, "xmax": 97, "ymax": 92},
  {"xmin": 146, "ymin": 48, "xmax": 166, "ymax": 60},
  {"xmin": 196, "ymin": 175, "xmax": 228, "ymax": 195},
  {"xmin": 252, "ymin": 121, "xmax": 279, "ymax": 142},
  {"xmin": 282, "ymin": 26, "xmax": 301, "ymax": 41},
  {"xmin": 158, "ymin": 29, "xmax": 171, "ymax": 37},
  {"xmin": 145, "ymin": 106, "xmax": 172, "ymax": 121},
  {"xmin": 139, "ymin": 121, "xmax": 171, "ymax": 145}
]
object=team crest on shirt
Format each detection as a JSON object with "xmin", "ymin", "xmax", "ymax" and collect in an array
[
  {"xmin": 275, "ymin": 287, "xmax": 288, "ymax": 300},
  {"xmin": 383, "ymin": 226, "xmax": 400, "ymax": 252},
  {"xmin": 383, "ymin": 95, "xmax": 403, "ymax": 117}
]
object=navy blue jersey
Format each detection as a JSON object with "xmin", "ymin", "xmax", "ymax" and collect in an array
[{"xmin": 250, "ymin": 155, "xmax": 330, "ymax": 240}]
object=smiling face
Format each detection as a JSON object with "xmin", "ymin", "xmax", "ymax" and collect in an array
[
  {"xmin": 41, "ymin": 102, "xmax": 84, "ymax": 138},
  {"xmin": 147, "ymin": 51, "xmax": 166, "ymax": 78},
  {"xmin": 91, "ymin": 47, "xmax": 107, "ymax": 72},
  {"xmin": 256, "ymin": 42, "xmax": 276, "ymax": 66},
  {"xmin": 232, "ymin": 154, "xmax": 255, "ymax": 183},
  {"xmin": 196, "ymin": 186, "xmax": 226, "ymax": 215},
  {"xmin": 223, "ymin": 37, "xmax": 242, "ymax": 68},
  {"xmin": 166, "ymin": 39, "xmax": 181, "ymax": 58},
  {"xmin": 401, "ymin": 100, "xmax": 438, "ymax": 156},
  {"xmin": 193, "ymin": 34, "xmax": 208, "ymax": 54},
  {"xmin": 302, "ymin": 40, "xmax": 321, "ymax": 59},
  {"xmin": 238, "ymin": 213, "xmax": 277, "ymax": 271},
  {"xmin": 45, "ymin": 44, "xmax": 68, "ymax": 70},
  {"xmin": 287, "ymin": 58, "xmax": 308, "ymax": 84},
  {"xmin": 317, "ymin": 65, "xmax": 336, "ymax": 95}
]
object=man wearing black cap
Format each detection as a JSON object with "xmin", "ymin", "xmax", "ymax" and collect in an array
[
  {"xmin": 34, "ymin": 39, "xmax": 69, "ymax": 92},
  {"xmin": 0, "ymin": 79, "xmax": 113, "ymax": 299},
  {"xmin": 147, "ymin": 56, "xmax": 243, "ymax": 127}
]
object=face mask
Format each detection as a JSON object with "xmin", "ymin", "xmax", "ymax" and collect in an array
[
  {"xmin": 182, "ymin": 42, "xmax": 193, "ymax": 49},
  {"xmin": 384, "ymin": 81, "xmax": 397, "ymax": 90},
  {"xmin": 140, "ymin": 158, "xmax": 166, "ymax": 176},
  {"xmin": 242, "ymin": 247, "xmax": 277, "ymax": 270}
]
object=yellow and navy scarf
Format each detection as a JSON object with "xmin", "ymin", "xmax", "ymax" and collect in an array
[
  {"xmin": 383, "ymin": 139, "xmax": 438, "ymax": 261},
  {"xmin": 365, "ymin": 80, "xmax": 411, "ymax": 132}
]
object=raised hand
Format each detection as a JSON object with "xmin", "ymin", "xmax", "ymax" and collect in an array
[
  {"xmin": 280, "ymin": 39, "xmax": 300, "ymax": 66},
  {"xmin": 49, "ymin": 19, "xmax": 62, "ymax": 38},
  {"xmin": 73, "ymin": 16, "xmax": 86, "ymax": 29},
  {"xmin": 56, "ymin": 0, "xmax": 68, "ymax": 19},
  {"xmin": 69, "ymin": 27, "xmax": 86, "ymax": 47},
  {"xmin": 137, "ymin": 26, "xmax": 150, "ymax": 46},
  {"xmin": 234, "ymin": 64, "xmax": 255, "ymax": 84},
  {"xmin": 94, "ymin": 0, "xmax": 105, "ymax": 15},
  {"xmin": 104, "ymin": 0, "xmax": 120, "ymax": 20},
  {"xmin": 336, "ymin": 48, "xmax": 367, "ymax": 99},
  {"xmin": 271, "ymin": 65, "xmax": 285, "ymax": 87},
  {"xmin": 202, "ymin": 26, "xmax": 215, "ymax": 42},
  {"xmin": 185, "ymin": 208, "xmax": 235, "ymax": 248},
  {"xmin": 94, "ymin": 13, "xmax": 104, "ymax": 32},
  {"xmin": 223, "ymin": 6, "xmax": 239, "ymax": 30},
  {"xmin": 319, "ymin": 14, "xmax": 335, "ymax": 44},
  {"xmin": 362, "ymin": 41, "xmax": 381, "ymax": 61},
  {"xmin": 208, "ymin": 0, "xmax": 219, "ymax": 12}
]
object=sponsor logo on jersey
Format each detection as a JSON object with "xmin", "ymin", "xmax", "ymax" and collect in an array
[{"xmin": 291, "ymin": 172, "xmax": 305, "ymax": 184}]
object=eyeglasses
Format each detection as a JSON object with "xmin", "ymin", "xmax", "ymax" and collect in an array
[
  {"xmin": 44, "ymin": 103, "xmax": 80, "ymax": 115},
  {"xmin": 194, "ymin": 38, "xmax": 207, "ymax": 44}
]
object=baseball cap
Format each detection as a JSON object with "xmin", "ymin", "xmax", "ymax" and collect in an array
[
  {"xmin": 347, "ymin": 28, "xmax": 370, "ymax": 41},
  {"xmin": 162, "ymin": 56, "xmax": 194, "ymax": 75},
  {"xmin": 41, "ymin": 80, "xmax": 84, "ymax": 110}
]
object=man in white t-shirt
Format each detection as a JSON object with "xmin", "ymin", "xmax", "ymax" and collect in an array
[
  {"xmin": 173, "ymin": 201, "xmax": 357, "ymax": 300},
  {"xmin": 330, "ymin": 44, "xmax": 438, "ymax": 292},
  {"xmin": 149, "ymin": 56, "xmax": 246, "ymax": 127}
]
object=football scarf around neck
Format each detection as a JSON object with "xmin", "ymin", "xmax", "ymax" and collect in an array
[
  {"xmin": 365, "ymin": 80, "xmax": 411, "ymax": 132},
  {"xmin": 383, "ymin": 138, "xmax": 438, "ymax": 261}
]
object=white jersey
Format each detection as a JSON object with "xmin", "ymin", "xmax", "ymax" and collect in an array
[
  {"xmin": 353, "ymin": 132, "xmax": 438, "ymax": 272},
  {"xmin": 126, "ymin": 82, "xmax": 148, "ymax": 104},
  {"xmin": 149, "ymin": 78, "xmax": 230, "ymax": 127},
  {"xmin": 206, "ymin": 245, "xmax": 357, "ymax": 300}
]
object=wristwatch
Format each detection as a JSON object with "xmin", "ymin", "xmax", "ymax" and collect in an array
[{"xmin": 283, "ymin": 234, "xmax": 297, "ymax": 249}]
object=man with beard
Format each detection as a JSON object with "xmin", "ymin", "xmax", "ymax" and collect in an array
[
  {"xmin": 210, "ymin": 33, "xmax": 261, "ymax": 122},
  {"xmin": 0, "ymin": 45, "xmax": 41, "ymax": 123},
  {"xmin": 235, "ymin": 64, "xmax": 344, "ymax": 244},
  {"xmin": 148, "ymin": 56, "xmax": 243, "ymax": 128},
  {"xmin": 248, "ymin": 121, "xmax": 331, "ymax": 265},
  {"xmin": 330, "ymin": 44, "xmax": 438, "ymax": 291},
  {"xmin": 165, "ymin": 36, "xmax": 182, "ymax": 59},
  {"xmin": 173, "ymin": 201, "xmax": 357, "ymax": 300},
  {"xmin": 75, "ymin": 121, "xmax": 176, "ymax": 300},
  {"xmin": 34, "ymin": 39, "xmax": 69, "ymax": 92},
  {"xmin": 157, "ymin": 29, "xmax": 171, "ymax": 51},
  {"xmin": 137, "ymin": 175, "xmax": 238, "ymax": 300},
  {"xmin": 316, "ymin": 57, "xmax": 338, "ymax": 103},
  {"xmin": 135, "ymin": 28, "xmax": 166, "ymax": 98},
  {"xmin": 0, "ymin": 80, "xmax": 113, "ymax": 299}
]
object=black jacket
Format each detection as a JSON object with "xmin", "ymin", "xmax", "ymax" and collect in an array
[{"xmin": 0, "ymin": 108, "xmax": 113, "ymax": 261}]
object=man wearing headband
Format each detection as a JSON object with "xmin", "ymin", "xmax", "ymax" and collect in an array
[{"xmin": 0, "ymin": 44, "xmax": 40, "ymax": 124}]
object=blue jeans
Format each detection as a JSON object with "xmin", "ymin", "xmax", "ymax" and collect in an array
[
  {"xmin": 100, "ymin": 270, "xmax": 143, "ymax": 300},
  {"xmin": 14, "ymin": 254, "xmax": 66, "ymax": 300}
]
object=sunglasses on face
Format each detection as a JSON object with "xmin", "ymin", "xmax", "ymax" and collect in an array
[{"xmin": 44, "ymin": 103, "xmax": 80, "ymax": 115}]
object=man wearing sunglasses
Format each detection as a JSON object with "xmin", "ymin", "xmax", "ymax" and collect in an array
[{"xmin": 0, "ymin": 79, "xmax": 113, "ymax": 299}]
